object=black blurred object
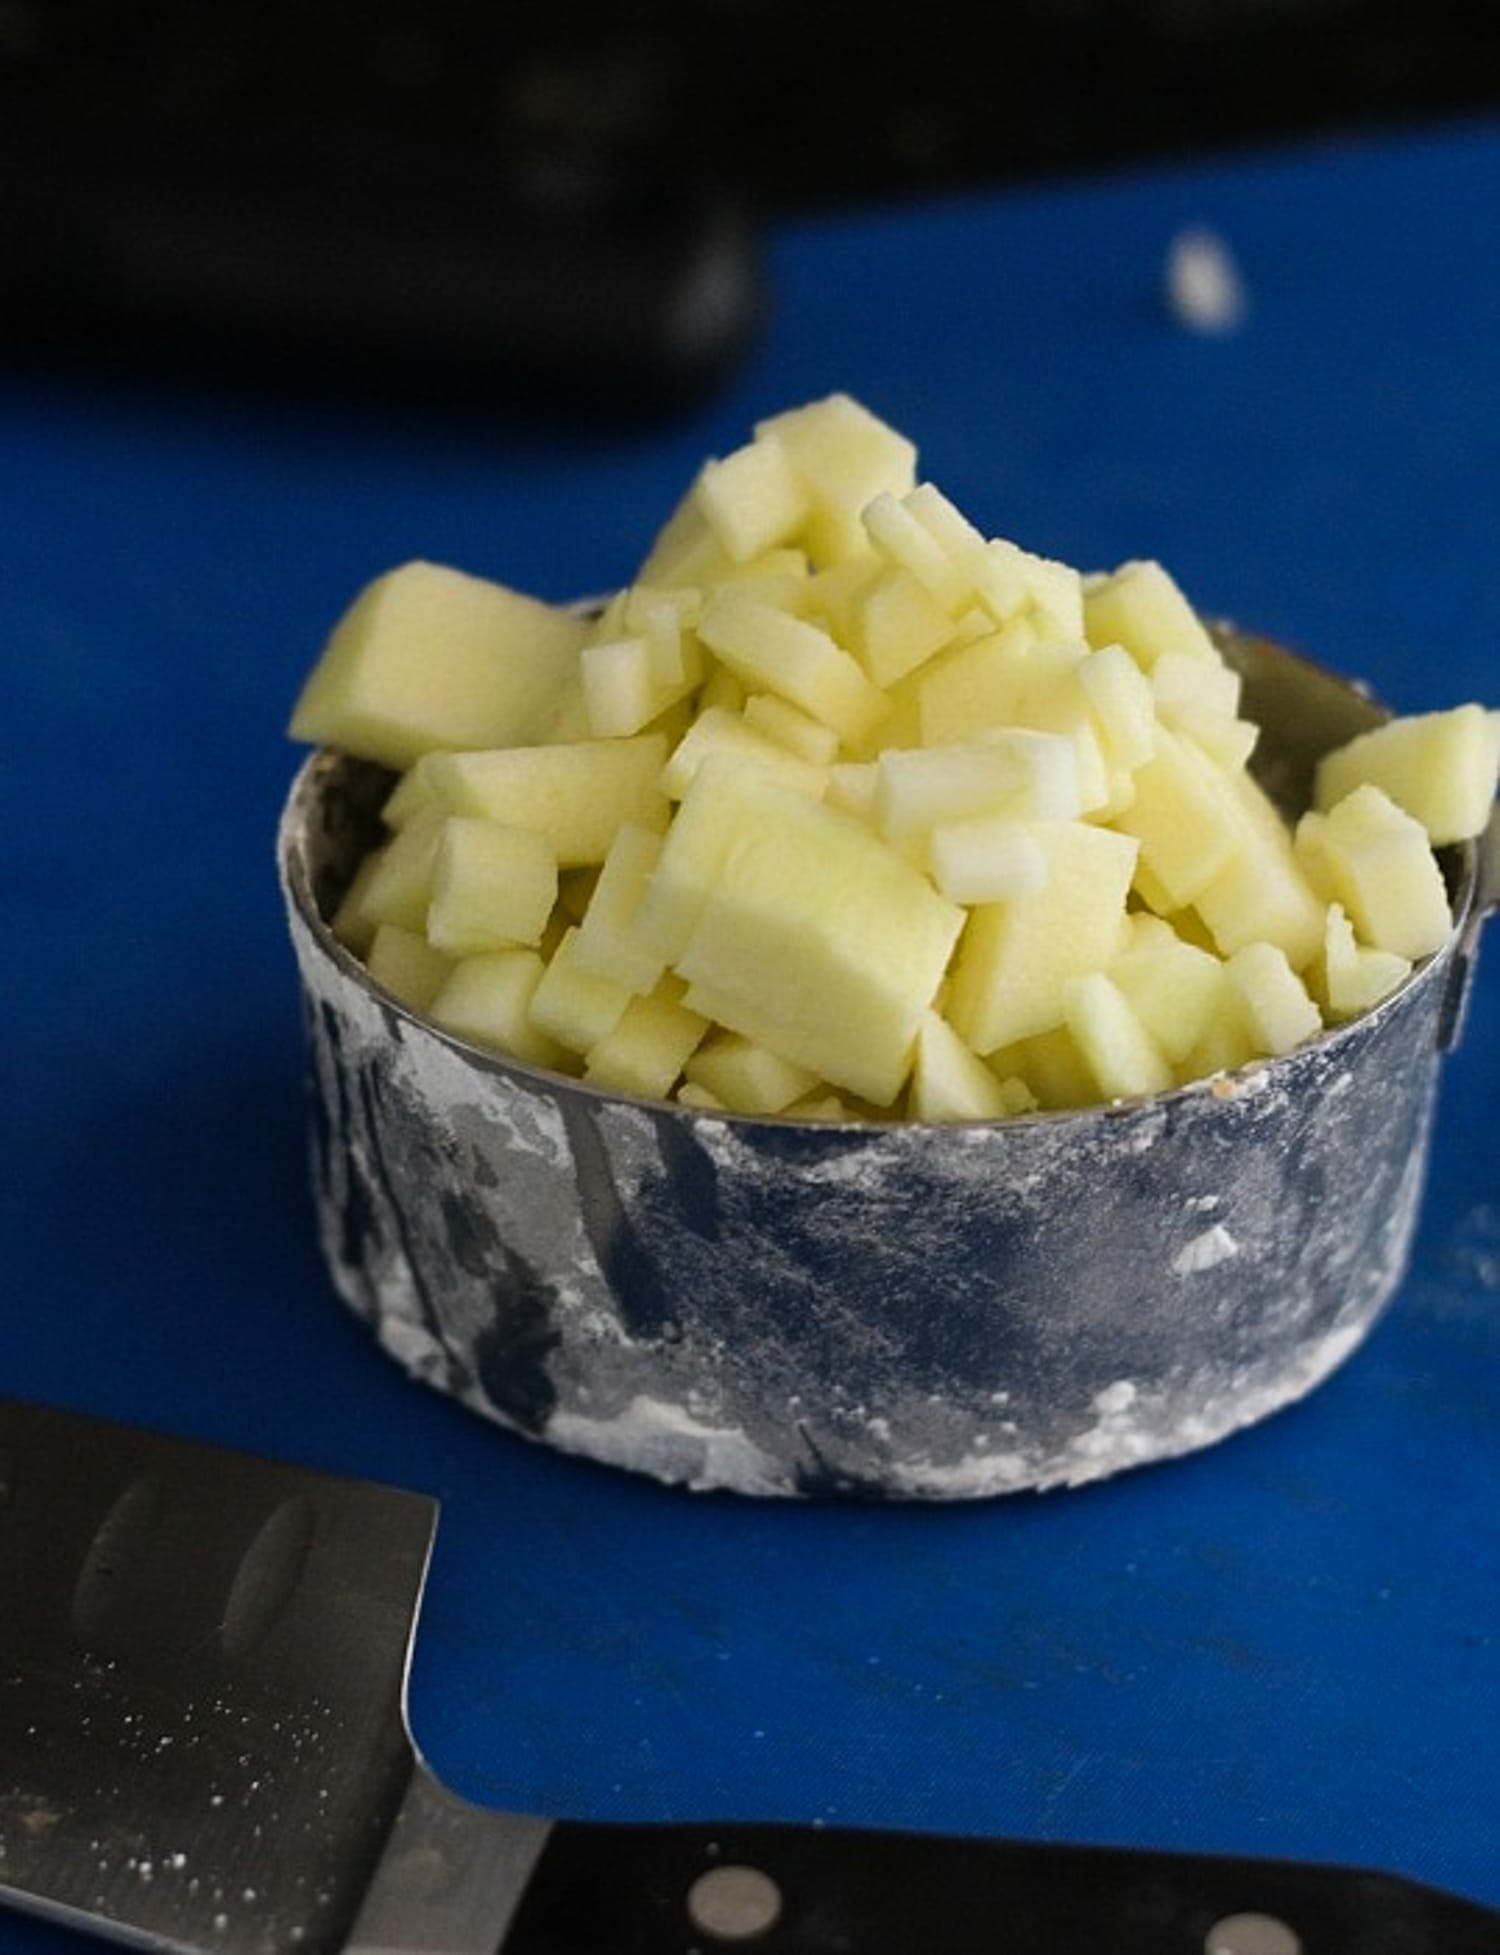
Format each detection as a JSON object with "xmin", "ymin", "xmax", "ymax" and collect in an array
[{"xmin": 0, "ymin": 0, "xmax": 1494, "ymax": 413}]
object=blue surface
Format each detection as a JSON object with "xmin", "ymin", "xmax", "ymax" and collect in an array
[{"xmin": 3, "ymin": 120, "xmax": 1499, "ymax": 1931}]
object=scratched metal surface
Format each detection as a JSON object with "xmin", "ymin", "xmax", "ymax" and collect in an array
[{"xmin": 2, "ymin": 121, "xmax": 1498, "ymax": 1934}]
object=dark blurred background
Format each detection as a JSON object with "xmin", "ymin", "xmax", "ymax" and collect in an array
[{"xmin": 2, "ymin": 0, "xmax": 1496, "ymax": 411}]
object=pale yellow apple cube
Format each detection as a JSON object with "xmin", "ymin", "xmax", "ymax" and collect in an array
[
  {"xmin": 632, "ymin": 757, "xmax": 762, "ymax": 962},
  {"xmin": 781, "ymin": 1091, "xmax": 859, "ymax": 1123},
  {"xmin": 1108, "ymin": 927, "xmax": 1228, "ymax": 1066},
  {"xmin": 862, "ymin": 492, "xmax": 972, "ymax": 611},
  {"xmin": 426, "ymin": 817, "xmax": 558, "ymax": 957},
  {"xmin": 584, "ymin": 978, "xmax": 710, "ymax": 1100},
  {"xmin": 909, "ymin": 1012, "xmax": 1017, "ymax": 1122},
  {"xmin": 697, "ymin": 661, "xmax": 747, "ymax": 715},
  {"xmin": 381, "ymin": 764, "xmax": 437, "ymax": 831},
  {"xmin": 1178, "ymin": 1005, "xmax": 1258, "ymax": 1084},
  {"xmin": 671, "ymin": 776, "xmax": 964, "ymax": 1105},
  {"xmin": 357, "ymin": 804, "xmax": 446, "ymax": 931},
  {"xmin": 696, "ymin": 588, "xmax": 889, "ymax": 746},
  {"xmin": 740, "ymin": 693, "xmax": 840, "ymax": 766},
  {"xmin": 977, "ymin": 539, "xmax": 1085, "ymax": 641},
  {"xmin": 1225, "ymin": 942, "xmax": 1323, "ymax": 1057},
  {"xmin": 1314, "ymin": 704, "xmax": 1500, "ymax": 845},
  {"xmin": 1192, "ymin": 772, "xmax": 1327, "ymax": 970},
  {"xmin": 826, "ymin": 761, "xmax": 880, "ymax": 821},
  {"xmin": 684, "ymin": 1032, "xmax": 820, "ymax": 1116},
  {"xmin": 807, "ymin": 559, "xmax": 880, "ymax": 642},
  {"xmin": 850, "ymin": 565, "xmax": 958, "ymax": 688},
  {"xmin": 917, "ymin": 619, "xmax": 1036, "ymax": 746},
  {"xmin": 1180, "ymin": 711, "xmax": 1260, "ymax": 774},
  {"xmin": 1064, "ymin": 972, "xmax": 1175, "ymax": 1101},
  {"xmin": 636, "ymin": 491, "xmax": 733, "ymax": 588},
  {"xmin": 1077, "ymin": 642, "xmax": 1158, "ymax": 772},
  {"xmin": 424, "ymin": 735, "xmax": 669, "ymax": 867},
  {"xmin": 676, "ymin": 1081, "xmax": 727, "ymax": 1113},
  {"xmin": 1315, "ymin": 903, "xmax": 1413, "ymax": 1022},
  {"xmin": 365, "ymin": 923, "xmax": 454, "ymax": 1013},
  {"xmin": 946, "ymin": 822, "xmax": 1139, "ymax": 1053},
  {"xmin": 994, "ymin": 1025, "xmax": 1096, "ymax": 1111},
  {"xmin": 661, "ymin": 707, "xmax": 829, "ymax": 802},
  {"xmin": 694, "ymin": 434, "xmax": 810, "ymax": 562},
  {"xmin": 570, "ymin": 823, "xmax": 668, "ymax": 995},
  {"xmin": 1111, "ymin": 726, "xmax": 1244, "ymax": 907},
  {"xmin": 1296, "ymin": 786, "xmax": 1452, "ymax": 960},
  {"xmin": 875, "ymin": 741, "xmax": 1042, "ymax": 847},
  {"xmin": 581, "ymin": 635, "xmax": 691, "ymax": 739},
  {"xmin": 1152, "ymin": 651, "xmax": 1240, "ymax": 722},
  {"xmin": 929, "ymin": 816, "xmax": 1049, "ymax": 905},
  {"xmin": 429, "ymin": 949, "xmax": 569, "ymax": 1071},
  {"xmin": 330, "ymin": 851, "xmax": 383, "ymax": 955},
  {"xmin": 289, "ymin": 562, "xmax": 588, "ymax": 769},
  {"xmin": 756, "ymin": 394, "xmax": 917, "ymax": 566},
  {"xmin": 529, "ymin": 926, "xmax": 632, "ymax": 1054},
  {"xmin": 1083, "ymin": 560, "xmax": 1219, "ymax": 670}
]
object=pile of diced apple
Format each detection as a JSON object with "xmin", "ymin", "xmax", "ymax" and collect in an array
[{"xmin": 290, "ymin": 394, "xmax": 1499, "ymax": 1121}]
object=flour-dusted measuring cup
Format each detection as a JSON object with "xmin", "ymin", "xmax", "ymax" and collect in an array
[{"xmin": 278, "ymin": 629, "xmax": 1498, "ymax": 1497}]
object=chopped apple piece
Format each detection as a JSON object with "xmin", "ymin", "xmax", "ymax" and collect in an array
[
  {"xmin": 947, "ymin": 822, "xmax": 1138, "ymax": 1053},
  {"xmin": 741, "ymin": 693, "xmax": 841, "ymax": 766},
  {"xmin": 1064, "ymin": 972, "xmax": 1175, "ymax": 1101},
  {"xmin": 995, "ymin": 1025, "xmax": 1096, "ymax": 1111},
  {"xmin": 357, "ymin": 805, "xmax": 446, "ymax": 931},
  {"xmin": 671, "ymin": 775, "xmax": 963, "ymax": 1105},
  {"xmin": 1077, "ymin": 642, "xmax": 1158, "ymax": 771},
  {"xmin": 862, "ymin": 492, "xmax": 972, "ymax": 611},
  {"xmin": 1314, "ymin": 704, "xmax": 1500, "ymax": 845},
  {"xmin": 850, "ymin": 565, "xmax": 958, "ymax": 687},
  {"xmin": 636, "ymin": 491, "xmax": 733, "ymax": 588},
  {"xmin": 584, "ymin": 978, "xmax": 709, "ymax": 1100},
  {"xmin": 917, "ymin": 619, "xmax": 1035, "ymax": 745},
  {"xmin": 661, "ymin": 707, "xmax": 828, "ymax": 802},
  {"xmin": 1295, "ymin": 785, "xmax": 1453, "ymax": 960},
  {"xmin": 696, "ymin": 588, "xmax": 889, "ymax": 746},
  {"xmin": 694, "ymin": 434, "xmax": 810, "ymax": 563},
  {"xmin": 423, "ymin": 735, "xmax": 669, "ymax": 867},
  {"xmin": 1225, "ymin": 943, "xmax": 1322, "ymax": 1057},
  {"xmin": 529, "ymin": 926, "xmax": 632, "ymax": 1055},
  {"xmin": 427, "ymin": 817, "xmax": 557, "ymax": 957},
  {"xmin": 1316, "ymin": 903, "xmax": 1413, "ymax": 1022},
  {"xmin": 581, "ymin": 632, "xmax": 701, "ymax": 739},
  {"xmin": 930, "ymin": 817, "xmax": 1049, "ymax": 905},
  {"xmin": 1152, "ymin": 651, "xmax": 1241, "ymax": 722},
  {"xmin": 330, "ymin": 850, "xmax": 383, "ymax": 955},
  {"xmin": 1193, "ymin": 772, "xmax": 1327, "ymax": 970},
  {"xmin": 684, "ymin": 1031, "xmax": 819, "ymax": 1116},
  {"xmin": 1083, "ymin": 559, "xmax": 1220, "ymax": 670},
  {"xmin": 757, "ymin": 394, "xmax": 917, "ymax": 565},
  {"xmin": 289, "ymin": 562, "xmax": 588, "ymax": 769},
  {"xmin": 1111, "ymin": 727, "xmax": 1243, "ymax": 907},
  {"xmin": 676, "ymin": 1081, "xmax": 727, "ymax": 1112},
  {"xmin": 365, "ymin": 923, "xmax": 454, "ymax": 1013},
  {"xmin": 429, "ymin": 949, "xmax": 569, "ymax": 1071},
  {"xmin": 826, "ymin": 761, "xmax": 880, "ymax": 821},
  {"xmin": 570, "ymin": 824, "xmax": 668, "ymax": 995},
  {"xmin": 909, "ymin": 1012, "xmax": 1016, "ymax": 1122},
  {"xmin": 1109, "ymin": 926, "xmax": 1228, "ymax": 1065},
  {"xmin": 381, "ymin": 764, "xmax": 437, "ymax": 831}
]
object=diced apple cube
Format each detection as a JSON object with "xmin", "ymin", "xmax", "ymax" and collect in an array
[
  {"xmin": 1295, "ymin": 785, "xmax": 1453, "ymax": 960},
  {"xmin": 1064, "ymin": 972, "xmax": 1175, "ymax": 1100},
  {"xmin": 826, "ymin": 761, "xmax": 880, "ymax": 821},
  {"xmin": 697, "ymin": 661, "xmax": 747, "ymax": 715},
  {"xmin": 1152, "ymin": 651, "xmax": 1241, "ymax": 722},
  {"xmin": 330, "ymin": 850, "xmax": 383, "ymax": 955},
  {"xmin": 1225, "ymin": 942, "xmax": 1323, "ymax": 1056},
  {"xmin": 584, "ymin": 978, "xmax": 710, "ymax": 1100},
  {"xmin": 909, "ymin": 1011, "xmax": 1017, "ymax": 1121},
  {"xmin": 876, "ymin": 740, "xmax": 1041, "ymax": 846},
  {"xmin": 632, "ymin": 757, "xmax": 763, "ymax": 962},
  {"xmin": 930, "ymin": 817, "xmax": 1049, "ymax": 905},
  {"xmin": 1314, "ymin": 704, "xmax": 1500, "ymax": 845},
  {"xmin": 365, "ymin": 923, "xmax": 454, "ymax": 1013},
  {"xmin": 1193, "ymin": 773, "xmax": 1327, "ymax": 970},
  {"xmin": 661, "ymin": 707, "xmax": 829, "ymax": 802},
  {"xmin": 570, "ymin": 824, "xmax": 668, "ymax": 995},
  {"xmin": 850, "ymin": 565, "xmax": 958, "ymax": 687},
  {"xmin": 917, "ymin": 619, "xmax": 1036, "ymax": 745},
  {"xmin": 862, "ymin": 492, "xmax": 972, "ymax": 611},
  {"xmin": 976, "ymin": 539, "xmax": 1085, "ymax": 641},
  {"xmin": 1179, "ymin": 711, "xmax": 1260, "ymax": 774},
  {"xmin": 529, "ymin": 926, "xmax": 632, "ymax": 1054},
  {"xmin": 426, "ymin": 817, "xmax": 557, "ymax": 957},
  {"xmin": 696, "ymin": 588, "xmax": 889, "ymax": 746},
  {"xmin": 694, "ymin": 434, "xmax": 810, "ymax": 563},
  {"xmin": 1077, "ymin": 642, "xmax": 1158, "ymax": 772},
  {"xmin": 1108, "ymin": 928, "xmax": 1228, "ymax": 1065},
  {"xmin": 756, "ymin": 394, "xmax": 917, "ymax": 566},
  {"xmin": 1083, "ymin": 560, "xmax": 1219, "ymax": 670},
  {"xmin": 684, "ymin": 1031, "xmax": 819, "ymax": 1116},
  {"xmin": 676, "ymin": 1081, "xmax": 727, "ymax": 1113},
  {"xmin": 423, "ymin": 735, "xmax": 669, "ymax": 867},
  {"xmin": 741, "ymin": 693, "xmax": 841, "ymax": 765},
  {"xmin": 381, "ymin": 764, "xmax": 437, "ymax": 831},
  {"xmin": 947, "ymin": 822, "xmax": 1138, "ymax": 1053},
  {"xmin": 806, "ymin": 559, "xmax": 880, "ymax": 642},
  {"xmin": 636, "ymin": 491, "xmax": 733, "ymax": 588},
  {"xmin": 671, "ymin": 775, "xmax": 964, "ymax": 1105},
  {"xmin": 1178, "ymin": 1003, "xmax": 1257, "ymax": 1083},
  {"xmin": 1315, "ymin": 903, "xmax": 1413, "ymax": 1022},
  {"xmin": 357, "ymin": 804, "xmax": 446, "ymax": 931},
  {"xmin": 429, "ymin": 949, "xmax": 569, "ymax": 1071},
  {"xmin": 1112, "ymin": 726, "xmax": 1244, "ymax": 907},
  {"xmin": 289, "ymin": 562, "xmax": 588, "ymax": 770},
  {"xmin": 781, "ymin": 1090, "xmax": 859, "ymax": 1123},
  {"xmin": 994, "ymin": 1025, "xmax": 1097, "ymax": 1111}
]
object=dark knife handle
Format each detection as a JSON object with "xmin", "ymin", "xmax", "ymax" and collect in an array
[{"xmin": 503, "ymin": 1821, "xmax": 1500, "ymax": 1954}]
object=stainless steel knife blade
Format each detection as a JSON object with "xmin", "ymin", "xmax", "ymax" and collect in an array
[{"xmin": 2, "ymin": 1399, "xmax": 1496, "ymax": 1955}]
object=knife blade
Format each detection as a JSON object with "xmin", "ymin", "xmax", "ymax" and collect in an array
[{"xmin": 1, "ymin": 1399, "xmax": 1494, "ymax": 1955}]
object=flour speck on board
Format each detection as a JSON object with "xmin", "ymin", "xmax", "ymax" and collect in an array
[{"xmin": 1173, "ymin": 1224, "xmax": 1240, "ymax": 1276}]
